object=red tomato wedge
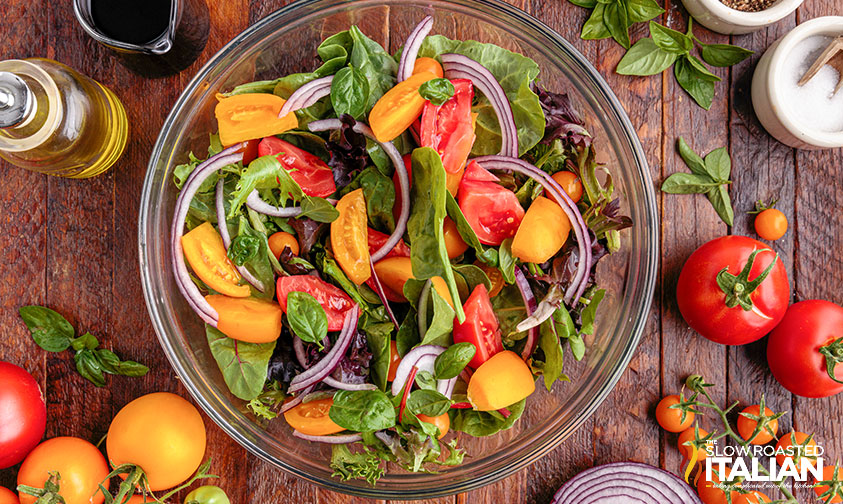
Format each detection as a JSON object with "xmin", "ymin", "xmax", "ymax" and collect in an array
[
  {"xmin": 367, "ymin": 227, "xmax": 411, "ymax": 259},
  {"xmin": 257, "ymin": 137, "xmax": 336, "ymax": 198},
  {"xmin": 458, "ymin": 161, "xmax": 525, "ymax": 246},
  {"xmin": 453, "ymin": 284, "xmax": 504, "ymax": 369},
  {"xmin": 420, "ymin": 79, "xmax": 475, "ymax": 175},
  {"xmin": 277, "ymin": 276, "xmax": 353, "ymax": 331}
]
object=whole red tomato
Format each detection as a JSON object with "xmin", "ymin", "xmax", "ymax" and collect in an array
[
  {"xmin": 0, "ymin": 362, "xmax": 46, "ymax": 469},
  {"xmin": 767, "ymin": 300, "xmax": 843, "ymax": 398},
  {"xmin": 676, "ymin": 236, "xmax": 789, "ymax": 345}
]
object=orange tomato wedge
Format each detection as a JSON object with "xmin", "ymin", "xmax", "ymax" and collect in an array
[
  {"xmin": 214, "ymin": 93, "xmax": 297, "ymax": 146},
  {"xmin": 511, "ymin": 196, "xmax": 571, "ymax": 264},
  {"xmin": 467, "ymin": 350, "xmax": 535, "ymax": 411},
  {"xmin": 331, "ymin": 189, "xmax": 371, "ymax": 285},
  {"xmin": 284, "ymin": 398, "xmax": 344, "ymax": 436},
  {"xmin": 373, "ymin": 256, "xmax": 454, "ymax": 308},
  {"xmin": 443, "ymin": 217, "xmax": 468, "ymax": 259},
  {"xmin": 205, "ymin": 295, "xmax": 283, "ymax": 343},
  {"xmin": 369, "ymin": 72, "xmax": 437, "ymax": 142},
  {"xmin": 181, "ymin": 222, "xmax": 250, "ymax": 298}
]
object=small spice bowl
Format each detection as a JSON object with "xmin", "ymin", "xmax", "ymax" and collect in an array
[
  {"xmin": 752, "ymin": 16, "xmax": 843, "ymax": 150},
  {"xmin": 679, "ymin": 0, "xmax": 803, "ymax": 34}
]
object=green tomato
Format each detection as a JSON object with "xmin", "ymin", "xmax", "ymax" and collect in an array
[{"xmin": 184, "ymin": 486, "xmax": 231, "ymax": 504}]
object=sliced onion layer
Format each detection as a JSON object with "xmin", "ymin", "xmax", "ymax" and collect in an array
[
  {"xmin": 390, "ymin": 345, "xmax": 445, "ymax": 397},
  {"xmin": 288, "ymin": 305, "xmax": 360, "ymax": 393},
  {"xmin": 368, "ymin": 258, "xmax": 399, "ymax": 329},
  {"xmin": 292, "ymin": 431, "xmax": 363, "ymax": 444},
  {"xmin": 216, "ymin": 179, "xmax": 266, "ymax": 292},
  {"xmin": 246, "ymin": 189, "xmax": 302, "ymax": 217},
  {"xmin": 551, "ymin": 462, "xmax": 701, "ymax": 504},
  {"xmin": 513, "ymin": 266, "xmax": 538, "ymax": 360},
  {"xmin": 441, "ymin": 53, "xmax": 518, "ymax": 157},
  {"xmin": 397, "ymin": 16, "xmax": 434, "ymax": 82},
  {"xmin": 279, "ymin": 75, "xmax": 334, "ymax": 117},
  {"xmin": 322, "ymin": 376, "xmax": 377, "ymax": 391}
]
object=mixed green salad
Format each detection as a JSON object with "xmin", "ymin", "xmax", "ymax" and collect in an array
[{"xmin": 170, "ymin": 17, "xmax": 630, "ymax": 484}]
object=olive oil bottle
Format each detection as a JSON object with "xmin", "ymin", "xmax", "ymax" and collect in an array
[{"xmin": 0, "ymin": 58, "xmax": 128, "ymax": 178}]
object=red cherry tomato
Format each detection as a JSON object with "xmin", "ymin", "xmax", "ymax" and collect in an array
[
  {"xmin": 257, "ymin": 137, "xmax": 336, "ymax": 197},
  {"xmin": 453, "ymin": 284, "xmax": 504, "ymax": 368},
  {"xmin": 0, "ymin": 486, "xmax": 18, "ymax": 504},
  {"xmin": 0, "ymin": 362, "xmax": 46, "ymax": 469},
  {"xmin": 676, "ymin": 236, "xmax": 789, "ymax": 345},
  {"xmin": 457, "ymin": 161, "xmax": 525, "ymax": 246},
  {"xmin": 420, "ymin": 79, "xmax": 475, "ymax": 175},
  {"xmin": 767, "ymin": 300, "xmax": 843, "ymax": 398},
  {"xmin": 277, "ymin": 276, "xmax": 354, "ymax": 331}
]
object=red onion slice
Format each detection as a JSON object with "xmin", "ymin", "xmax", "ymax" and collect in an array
[
  {"xmin": 472, "ymin": 155, "xmax": 591, "ymax": 304},
  {"xmin": 368, "ymin": 258, "xmax": 400, "ymax": 330},
  {"xmin": 322, "ymin": 376, "xmax": 377, "ymax": 391},
  {"xmin": 513, "ymin": 267, "xmax": 538, "ymax": 360},
  {"xmin": 437, "ymin": 377, "xmax": 457, "ymax": 399},
  {"xmin": 308, "ymin": 119, "xmax": 410, "ymax": 264},
  {"xmin": 245, "ymin": 189, "xmax": 302, "ymax": 217},
  {"xmin": 279, "ymin": 75, "xmax": 334, "ymax": 117},
  {"xmin": 396, "ymin": 16, "xmax": 434, "ymax": 82},
  {"xmin": 441, "ymin": 53, "xmax": 518, "ymax": 157},
  {"xmin": 292, "ymin": 431, "xmax": 363, "ymax": 444},
  {"xmin": 390, "ymin": 345, "xmax": 446, "ymax": 396},
  {"xmin": 216, "ymin": 179, "xmax": 266, "ymax": 292},
  {"xmin": 551, "ymin": 462, "xmax": 701, "ymax": 504},
  {"xmin": 288, "ymin": 304, "xmax": 360, "ymax": 393},
  {"xmin": 172, "ymin": 150, "xmax": 245, "ymax": 325}
]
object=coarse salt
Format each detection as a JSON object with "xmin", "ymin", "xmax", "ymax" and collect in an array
[{"xmin": 781, "ymin": 35, "xmax": 843, "ymax": 133}]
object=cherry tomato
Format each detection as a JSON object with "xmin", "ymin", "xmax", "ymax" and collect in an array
[
  {"xmin": 676, "ymin": 236, "xmax": 789, "ymax": 345},
  {"xmin": 267, "ymin": 231, "xmax": 299, "ymax": 259},
  {"xmin": 184, "ymin": 485, "xmax": 231, "ymax": 504},
  {"xmin": 736, "ymin": 491, "xmax": 772, "ymax": 504},
  {"xmin": 387, "ymin": 340, "xmax": 401, "ymax": 382},
  {"xmin": 124, "ymin": 497, "xmax": 154, "ymax": 504},
  {"xmin": 548, "ymin": 171, "xmax": 583, "ymax": 203},
  {"xmin": 420, "ymin": 79, "xmax": 475, "ymax": 176},
  {"xmin": 754, "ymin": 208, "xmax": 787, "ymax": 241},
  {"xmin": 775, "ymin": 431, "xmax": 818, "ymax": 467},
  {"xmin": 767, "ymin": 300, "xmax": 843, "ymax": 398},
  {"xmin": 107, "ymin": 393, "xmax": 206, "ymax": 492},
  {"xmin": 416, "ymin": 413, "xmax": 450, "ymax": 439},
  {"xmin": 655, "ymin": 395, "xmax": 694, "ymax": 433},
  {"xmin": 678, "ymin": 427, "xmax": 709, "ymax": 463},
  {"xmin": 453, "ymin": 284, "xmax": 503, "ymax": 368},
  {"xmin": 814, "ymin": 465, "xmax": 843, "ymax": 503},
  {"xmin": 457, "ymin": 161, "xmax": 524, "ymax": 246},
  {"xmin": 0, "ymin": 362, "xmax": 46, "ymax": 469},
  {"xmin": 737, "ymin": 404, "xmax": 778, "ymax": 445},
  {"xmin": 257, "ymin": 136, "xmax": 336, "ymax": 198},
  {"xmin": 443, "ymin": 217, "xmax": 468, "ymax": 259},
  {"xmin": 697, "ymin": 470, "xmax": 741, "ymax": 504},
  {"xmin": 0, "ymin": 487, "xmax": 18, "ymax": 504},
  {"xmin": 474, "ymin": 261, "xmax": 504, "ymax": 297},
  {"xmin": 284, "ymin": 398, "xmax": 344, "ymax": 436},
  {"xmin": 17, "ymin": 437, "xmax": 109, "ymax": 504},
  {"xmin": 277, "ymin": 276, "xmax": 354, "ymax": 331}
]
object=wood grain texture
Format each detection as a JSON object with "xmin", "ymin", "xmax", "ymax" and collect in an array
[{"xmin": 1, "ymin": 0, "xmax": 842, "ymax": 502}]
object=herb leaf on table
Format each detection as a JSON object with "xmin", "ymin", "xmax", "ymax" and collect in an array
[{"xmin": 661, "ymin": 138, "xmax": 734, "ymax": 226}]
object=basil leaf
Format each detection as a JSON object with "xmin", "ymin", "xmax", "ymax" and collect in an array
[
  {"xmin": 674, "ymin": 56, "xmax": 715, "ymax": 110},
  {"xmin": 452, "ymin": 264, "xmax": 492, "ymax": 294},
  {"xmin": 687, "ymin": 54, "xmax": 721, "ymax": 81},
  {"xmin": 626, "ymin": 0, "xmax": 664, "ymax": 22},
  {"xmin": 75, "ymin": 349, "xmax": 105, "ymax": 387},
  {"xmin": 415, "ymin": 369, "xmax": 438, "ymax": 391},
  {"xmin": 329, "ymin": 389, "xmax": 396, "ymax": 431},
  {"xmin": 300, "ymin": 196, "xmax": 340, "ymax": 223},
  {"xmin": 498, "ymin": 238, "xmax": 516, "ymax": 285},
  {"xmin": 649, "ymin": 21, "xmax": 692, "ymax": 54},
  {"xmin": 677, "ymin": 137, "xmax": 707, "ymax": 176},
  {"xmin": 206, "ymin": 325, "xmax": 276, "ymax": 400},
  {"xmin": 356, "ymin": 167, "xmax": 395, "ymax": 232},
  {"xmin": 706, "ymin": 184, "xmax": 734, "ymax": 226},
  {"xmin": 603, "ymin": 0, "xmax": 631, "ymax": 49},
  {"xmin": 331, "ymin": 66, "xmax": 369, "ymax": 119},
  {"xmin": 661, "ymin": 173, "xmax": 721, "ymax": 194},
  {"xmin": 19, "ymin": 306, "xmax": 75, "ymax": 352},
  {"xmin": 569, "ymin": 0, "xmax": 598, "ymax": 7},
  {"xmin": 449, "ymin": 398, "xmax": 526, "ymax": 436},
  {"xmin": 704, "ymin": 147, "xmax": 731, "ymax": 182},
  {"xmin": 580, "ymin": 289, "xmax": 605, "ymax": 335},
  {"xmin": 581, "ymin": 4, "xmax": 612, "ymax": 40},
  {"xmin": 70, "ymin": 332, "xmax": 98, "ymax": 351},
  {"xmin": 419, "ymin": 78, "xmax": 455, "ymax": 106},
  {"xmin": 420, "ymin": 288, "xmax": 456, "ymax": 347},
  {"xmin": 95, "ymin": 348, "xmax": 149, "ymax": 377},
  {"xmin": 616, "ymin": 38, "xmax": 678, "ymax": 76},
  {"xmin": 408, "ymin": 389, "xmax": 451, "ymax": 417},
  {"xmin": 227, "ymin": 234, "xmax": 260, "ymax": 266},
  {"xmin": 434, "ymin": 343, "xmax": 476, "ymax": 380},
  {"xmin": 362, "ymin": 317, "xmax": 393, "ymax": 392},
  {"xmin": 700, "ymin": 43, "xmax": 754, "ymax": 67},
  {"xmin": 286, "ymin": 291, "xmax": 329, "ymax": 349}
]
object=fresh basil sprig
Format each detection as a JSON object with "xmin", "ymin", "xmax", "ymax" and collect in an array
[
  {"xmin": 285, "ymin": 291, "xmax": 329, "ymax": 349},
  {"xmin": 661, "ymin": 137, "xmax": 734, "ymax": 226},
  {"xmin": 331, "ymin": 66, "xmax": 370, "ymax": 119},
  {"xmin": 573, "ymin": 0, "xmax": 664, "ymax": 48},
  {"xmin": 433, "ymin": 343, "xmax": 476, "ymax": 380},
  {"xmin": 419, "ymin": 78, "xmax": 455, "ymax": 106},
  {"xmin": 18, "ymin": 306, "xmax": 149, "ymax": 387}
]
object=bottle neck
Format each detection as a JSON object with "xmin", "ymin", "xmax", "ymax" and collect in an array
[{"xmin": 0, "ymin": 60, "xmax": 62, "ymax": 152}]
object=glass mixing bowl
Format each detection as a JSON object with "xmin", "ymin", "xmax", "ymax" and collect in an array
[{"xmin": 139, "ymin": 0, "xmax": 658, "ymax": 498}]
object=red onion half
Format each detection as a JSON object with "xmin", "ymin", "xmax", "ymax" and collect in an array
[
  {"xmin": 396, "ymin": 16, "xmax": 434, "ymax": 82},
  {"xmin": 441, "ymin": 53, "xmax": 518, "ymax": 157},
  {"xmin": 292, "ymin": 431, "xmax": 363, "ymax": 444},
  {"xmin": 279, "ymin": 75, "xmax": 334, "ymax": 117},
  {"xmin": 288, "ymin": 304, "xmax": 360, "ymax": 393},
  {"xmin": 216, "ymin": 179, "xmax": 266, "ymax": 292},
  {"xmin": 513, "ymin": 267, "xmax": 538, "ymax": 360},
  {"xmin": 551, "ymin": 462, "xmax": 701, "ymax": 504}
]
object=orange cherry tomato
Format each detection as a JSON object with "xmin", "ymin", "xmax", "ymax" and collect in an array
[
  {"xmin": 331, "ymin": 189, "xmax": 371, "ymax": 285},
  {"xmin": 268, "ymin": 231, "xmax": 299, "ymax": 259},
  {"xmin": 411, "ymin": 57, "xmax": 444, "ymax": 78},
  {"xmin": 372, "ymin": 257, "xmax": 453, "ymax": 307},
  {"xmin": 737, "ymin": 404, "xmax": 778, "ymax": 445},
  {"xmin": 467, "ymin": 350, "xmax": 534, "ymax": 411},
  {"xmin": 814, "ymin": 465, "xmax": 843, "ymax": 503},
  {"xmin": 107, "ymin": 393, "xmax": 206, "ymax": 492},
  {"xmin": 214, "ymin": 93, "xmax": 297, "ymax": 146},
  {"xmin": 736, "ymin": 491, "xmax": 772, "ymax": 504},
  {"xmin": 678, "ymin": 427, "xmax": 709, "ymax": 464},
  {"xmin": 123, "ymin": 496, "xmax": 154, "ymax": 504},
  {"xmin": 0, "ymin": 488, "xmax": 17, "ymax": 504},
  {"xmin": 181, "ymin": 222, "xmax": 250, "ymax": 298},
  {"xmin": 443, "ymin": 217, "xmax": 469, "ymax": 259},
  {"xmin": 511, "ymin": 196, "xmax": 571, "ymax": 264},
  {"xmin": 697, "ymin": 470, "xmax": 741, "ymax": 504},
  {"xmin": 754, "ymin": 208, "xmax": 788, "ymax": 241},
  {"xmin": 417, "ymin": 413, "xmax": 450, "ymax": 439},
  {"xmin": 775, "ymin": 431, "xmax": 818, "ymax": 467},
  {"xmin": 369, "ymin": 72, "xmax": 437, "ymax": 142},
  {"xmin": 205, "ymin": 295, "xmax": 284, "ymax": 343},
  {"xmin": 474, "ymin": 261, "xmax": 504, "ymax": 297},
  {"xmin": 387, "ymin": 340, "xmax": 401, "ymax": 382},
  {"xmin": 284, "ymin": 398, "xmax": 344, "ymax": 436},
  {"xmin": 655, "ymin": 394, "xmax": 695, "ymax": 433},
  {"xmin": 17, "ymin": 437, "xmax": 109, "ymax": 504},
  {"xmin": 547, "ymin": 171, "xmax": 584, "ymax": 203}
]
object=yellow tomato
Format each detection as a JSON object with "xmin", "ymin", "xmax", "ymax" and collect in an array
[{"xmin": 181, "ymin": 222, "xmax": 250, "ymax": 298}]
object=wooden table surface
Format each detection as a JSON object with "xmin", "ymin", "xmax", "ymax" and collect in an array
[{"xmin": 1, "ymin": 0, "xmax": 841, "ymax": 502}]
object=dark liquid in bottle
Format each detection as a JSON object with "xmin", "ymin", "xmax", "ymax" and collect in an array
[{"xmin": 90, "ymin": 0, "xmax": 172, "ymax": 45}]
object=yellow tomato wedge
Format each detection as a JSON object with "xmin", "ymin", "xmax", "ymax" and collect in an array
[
  {"xmin": 214, "ymin": 93, "xmax": 297, "ymax": 146},
  {"xmin": 467, "ymin": 350, "xmax": 535, "ymax": 411},
  {"xmin": 369, "ymin": 72, "xmax": 437, "ymax": 142},
  {"xmin": 284, "ymin": 398, "xmax": 344, "ymax": 436},
  {"xmin": 331, "ymin": 189, "xmax": 371, "ymax": 284},
  {"xmin": 511, "ymin": 196, "xmax": 571, "ymax": 264},
  {"xmin": 205, "ymin": 295, "xmax": 283, "ymax": 343},
  {"xmin": 181, "ymin": 222, "xmax": 250, "ymax": 298}
]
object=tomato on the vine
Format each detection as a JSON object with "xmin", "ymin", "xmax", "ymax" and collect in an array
[
  {"xmin": 0, "ymin": 362, "xmax": 46, "ymax": 469},
  {"xmin": 814, "ymin": 465, "xmax": 843, "ymax": 503},
  {"xmin": 678, "ymin": 426, "xmax": 709, "ymax": 464},
  {"xmin": 697, "ymin": 470, "xmax": 743, "ymax": 504},
  {"xmin": 0, "ymin": 487, "xmax": 18, "ymax": 504},
  {"xmin": 17, "ymin": 437, "xmax": 109, "ymax": 504},
  {"xmin": 737, "ymin": 404, "xmax": 779, "ymax": 445},
  {"xmin": 767, "ymin": 300, "xmax": 843, "ymax": 398},
  {"xmin": 676, "ymin": 236, "xmax": 789, "ymax": 345},
  {"xmin": 754, "ymin": 208, "xmax": 787, "ymax": 241},
  {"xmin": 655, "ymin": 394, "xmax": 694, "ymax": 432},
  {"xmin": 184, "ymin": 485, "xmax": 231, "ymax": 504},
  {"xmin": 775, "ymin": 431, "xmax": 818, "ymax": 467}
]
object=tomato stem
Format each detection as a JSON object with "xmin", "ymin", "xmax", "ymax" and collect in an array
[
  {"xmin": 819, "ymin": 338, "xmax": 843, "ymax": 385},
  {"xmin": 716, "ymin": 249, "xmax": 778, "ymax": 311}
]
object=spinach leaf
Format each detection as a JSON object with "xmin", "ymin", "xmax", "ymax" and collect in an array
[
  {"xmin": 434, "ymin": 342, "xmax": 476, "ymax": 380},
  {"xmin": 449, "ymin": 398, "xmax": 526, "ymax": 436},
  {"xmin": 286, "ymin": 292, "xmax": 329, "ymax": 349},
  {"xmin": 396, "ymin": 310, "xmax": 420, "ymax": 357},
  {"xmin": 445, "ymin": 192, "xmax": 495, "ymax": 265},
  {"xmin": 414, "ymin": 370, "xmax": 438, "ymax": 391},
  {"xmin": 362, "ymin": 316, "xmax": 393, "ymax": 392},
  {"xmin": 419, "ymin": 78, "xmax": 455, "ymax": 106},
  {"xmin": 408, "ymin": 390, "xmax": 451, "ymax": 417},
  {"xmin": 206, "ymin": 325, "xmax": 276, "ymax": 401},
  {"xmin": 227, "ymin": 234, "xmax": 260, "ymax": 266},
  {"xmin": 534, "ymin": 319, "xmax": 566, "ymax": 390},
  {"xmin": 348, "ymin": 26, "xmax": 398, "ymax": 111},
  {"xmin": 420, "ymin": 288, "xmax": 456, "ymax": 347},
  {"xmin": 493, "ymin": 284, "xmax": 529, "ymax": 344},
  {"xmin": 498, "ymin": 238, "xmax": 516, "ymax": 285},
  {"xmin": 234, "ymin": 215, "xmax": 276, "ymax": 299},
  {"xmin": 299, "ymin": 196, "xmax": 340, "ymax": 223},
  {"xmin": 356, "ymin": 167, "xmax": 395, "ymax": 232},
  {"xmin": 418, "ymin": 36, "xmax": 545, "ymax": 155},
  {"xmin": 452, "ymin": 264, "xmax": 492, "ymax": 294},
  {"xmin": 616, "ymin": 37, "xmax": 678, "ymax": 75},
  {"xmin": 331, "ymin": 66, "xmax": 369, "ymax": 119},
  {"xmin": 19, "ymin": 305, "xmax": 75, "ymax": 352},
  {"xmin": 329, "ymin": 389, "xmax": 396, "ymax": 431},
  {"xmin": 407, "ymin": 148, "xmax": 465, "ymax": 322}
]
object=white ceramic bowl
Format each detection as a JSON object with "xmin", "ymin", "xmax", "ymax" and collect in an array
[
  {"xmin": 680, "ymin": 0, "xmax": 803, "ymax": 34},
  {"xmin": 751, "ymin": 16, "xmax": 843, "ymax": 150}
]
